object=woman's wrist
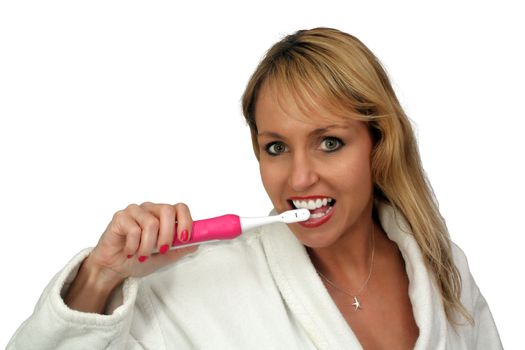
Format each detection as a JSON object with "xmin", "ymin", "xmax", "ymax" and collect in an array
[{"xmin": 64, "ymin": 256, "xmax": 126, "ymax": 314}]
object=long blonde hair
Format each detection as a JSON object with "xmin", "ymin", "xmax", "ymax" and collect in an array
[{"xmin": 241, "ymin": 27, "xmax": 472, "ymax": 325}]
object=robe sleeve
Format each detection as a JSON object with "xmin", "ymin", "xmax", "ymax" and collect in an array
[
  {"xmin": 470, "ymin": 288, "xmax": 504, "ymax": 349},
  {"xmin": 6, "ymin": 248, "xmax": 145, "ymax": 350},
  {"xmin": 452, "ymin": 243, "xmax": 504, "ymax": 349}
]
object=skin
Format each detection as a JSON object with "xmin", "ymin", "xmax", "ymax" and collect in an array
[
  {"xmin": 255, "ymin": 83, "xmax": 419, "ymax": 349},
  {"xmin": 255, "ymin": 83, "xmax": 377, "ymax": 274},
  {"xmin": 64, "ymin": 202, "xmax": 197, "ymax": 313}
]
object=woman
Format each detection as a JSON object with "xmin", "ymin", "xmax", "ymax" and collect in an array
[{"xmin": 8, "ymin": 27, "xmax": 502, "ymax": 349}]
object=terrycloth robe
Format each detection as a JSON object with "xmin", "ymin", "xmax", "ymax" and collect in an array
[{"xmin": 7, "ymin": 200, "xmax": 503, "ymax": 349}]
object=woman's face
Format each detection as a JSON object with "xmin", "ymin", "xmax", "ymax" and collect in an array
[{"xmin": 255, "ymin": 84, "xmax": 375, "ymax": 248}]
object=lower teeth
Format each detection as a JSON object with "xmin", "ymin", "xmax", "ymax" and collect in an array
[{"xmin": 309, "ymin": 206, "xmax": 333, "ymax": 219}]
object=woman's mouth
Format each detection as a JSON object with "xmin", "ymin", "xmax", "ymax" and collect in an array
[{"xmin": 287, "ymin": 197, "xmax": 336, "ymax": 228}]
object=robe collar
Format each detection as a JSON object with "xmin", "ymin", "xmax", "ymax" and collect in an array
[{"xmin": 260, "ymin": 198, "xmax": 448, "ymax": 349}]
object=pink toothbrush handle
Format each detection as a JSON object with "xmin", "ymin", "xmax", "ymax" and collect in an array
[{"xmin": 171, "ymin": 214, "xmax": 242, "ymax": 247}]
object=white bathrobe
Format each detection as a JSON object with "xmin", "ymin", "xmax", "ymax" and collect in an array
[{"xmin": 7, "ymin": 200, "xmax": 503, "ymax": 349}]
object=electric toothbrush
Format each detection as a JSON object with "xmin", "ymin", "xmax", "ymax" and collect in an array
[{"xmin": 152, "ymin": 208, "xmax": 310, "ymax": 253}]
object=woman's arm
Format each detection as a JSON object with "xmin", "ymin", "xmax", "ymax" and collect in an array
[
  {"xmin": 6, "ymin": 249, "xmax": 140, "ymax": 350},
  {"xmin": 63, "ymin": 255, "xmax": 125, "ymax": 314},
  {"xmin": 451, "ymin": 243, "xmax": 504, "ymax": 349},
  {"xmin": 8, "ymin": 202, "xmax": 198, "ymax": 349}
]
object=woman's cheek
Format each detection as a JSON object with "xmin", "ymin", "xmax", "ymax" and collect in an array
[{"xmin": 260, "ymin": 162, "xmax": 278, "ymax": 196}]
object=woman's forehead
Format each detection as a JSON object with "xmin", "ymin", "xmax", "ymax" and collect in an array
[
  {"xmin": 256, "ymin": 110, "xmax": 352, "ymax": 133},
  {"xmin": 255, "ymin": 81, "xmax": 357, "ymax": 130}
]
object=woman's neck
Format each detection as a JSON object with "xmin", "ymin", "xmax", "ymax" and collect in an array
[{"xmin": 306, "ymin": 209, "xmax": 379, "ymax": 289}]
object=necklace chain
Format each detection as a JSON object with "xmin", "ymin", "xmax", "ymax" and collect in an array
[{"xmin": 316, "ymin": 224, "xmax": 375, "ymax": 310}]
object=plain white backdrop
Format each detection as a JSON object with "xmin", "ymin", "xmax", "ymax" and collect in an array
[{"xmin": 1, "ymin": 0, "xmax": 523, "ymax": 348}]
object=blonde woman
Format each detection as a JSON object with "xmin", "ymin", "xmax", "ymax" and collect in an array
[{"xmin": 8, "ymin": 28, "xmax": 502, "ymax": 349}]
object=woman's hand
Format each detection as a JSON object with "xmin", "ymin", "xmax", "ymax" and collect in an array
[
  {"xmin": 89, "ymin": 202, "xmax": 197, "ymax": 281},
  {"xmin": 65, "ymin": 202, "xmax": 197, "ymax": 313}
]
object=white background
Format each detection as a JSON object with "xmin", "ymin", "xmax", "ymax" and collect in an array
[{"xmin": 1, "ymin": 0, "xmax": 523, "ymax": 348}]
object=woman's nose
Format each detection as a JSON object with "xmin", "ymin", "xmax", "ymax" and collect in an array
[{"xmin": 287, "ymin": 153, "xmax": 320, "ymax": 192}]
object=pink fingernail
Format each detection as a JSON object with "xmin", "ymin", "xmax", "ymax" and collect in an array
[
  {"xmin": 180, "ymin": 229, "xmax": 188, "ymax": 242},
  {"xmin": 159, "ymin": 244, "xmax": 169, "ymax": 254},
  {"xmin": 138, "ymin": 256, "xmax": 148, "ymax": 263}
]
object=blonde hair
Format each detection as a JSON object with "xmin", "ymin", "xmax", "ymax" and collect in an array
[{"xmin": 241, "ymin": 27, "xmax": 473, "ymax": 325}]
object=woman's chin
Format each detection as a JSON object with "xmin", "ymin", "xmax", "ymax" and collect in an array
[{"xmin": 289, "ymin": 225, "xmax": 340, "ymax": 249}]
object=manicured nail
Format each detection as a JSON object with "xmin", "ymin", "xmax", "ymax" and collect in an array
[
  {"xmin": 180, "ymin": 229, "xmax": 188, "ymax": 242},
  {"xmin": 159, "ymin": 244, "xmax": 169, "ymax": 254},
  {"xmin": 138, "ymin": 255, "xmax": 148, "ymax": 263},
  {"xmin": 127, "ymin": 254, "xmax": 133, "ymax": 259}
]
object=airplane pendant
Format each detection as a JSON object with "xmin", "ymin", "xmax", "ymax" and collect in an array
[{"xmin": 352, "ymin": 296, "xmax": 361, "ymax": 311}]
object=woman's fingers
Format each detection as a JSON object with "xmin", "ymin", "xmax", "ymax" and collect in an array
[
  {"xmin": 131, "ymin": 202, "xmax": 194, "ymax": 259},
  {"xmin": 156, "ymin": 204, "xmax": 177, "ymax": 253},
  {"xmin": 123, "ymin": 203, "xmax": 158, "ymax": 261},
  {"xmin": 141, "ymin": 202, "xmax": 177, "ymax": 254},
  {"xmin": 112, "ymin": 208, "xmax": 142, "ymax": 256},
  {"xmin": 105, "ymin": 201, "xmax": 195, "ymax": 264},
  {"xmin": 173, "ymin": 202, "xmax": 193, "ymax": 243},
  {"xmin": 89, "ymin": 201, "xmax": 197, "ymax": 282}
]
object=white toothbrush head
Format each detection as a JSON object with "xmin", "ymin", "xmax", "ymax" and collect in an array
[
  {"xmin": 278, "ymin": 208, "xmax": 310, "ymax": 223},
  {"xmin": 238, "ymin": 208, "xmax": 311, "ymax": 232}
]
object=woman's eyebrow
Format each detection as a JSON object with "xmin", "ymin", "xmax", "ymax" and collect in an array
[{"xmin": 257, "ymin": 124, "xmax": 350, "ymax": 139}]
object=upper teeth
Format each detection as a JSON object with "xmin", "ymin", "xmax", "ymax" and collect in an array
[{"xmin": 292, "ymin": 198, "xmax": 333, "ymax": 210}]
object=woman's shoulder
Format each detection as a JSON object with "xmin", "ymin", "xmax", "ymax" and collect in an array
[
  {"xmin": 449, "ymin": 241, "xmax": 483, "ymax": 309},
  {"xmin": 449, "ymin": 241, "xmax": 470, "ymax": 274}
]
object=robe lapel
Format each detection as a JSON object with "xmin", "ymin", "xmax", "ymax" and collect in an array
[
  {"xmin": 376, "ymin": 200, "xmax": 449, "ymax": 349},
  {"xmin": 261, "ymin": 200, "xmax": 450, "ymax": 349},
  {"xmin": 261, "ymin": 212, "xmax": 363, "ymax": 350}
]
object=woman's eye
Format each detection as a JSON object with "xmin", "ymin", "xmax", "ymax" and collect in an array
[
  {"xmin": 320, "ymin": 137, "xmax": 344, "ymax": 152},
  {"xmin": 265, "ymin": 141, "xmax": 288, "ymax": 156},
  {"xmin": 264, "ymin": 137, "xmax": 343, "ymax": 156}
]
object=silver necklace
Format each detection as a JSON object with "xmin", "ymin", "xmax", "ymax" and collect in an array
[{"xmin": 316, "ymin": 224, "xmax": 375, "ymax": 311}]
